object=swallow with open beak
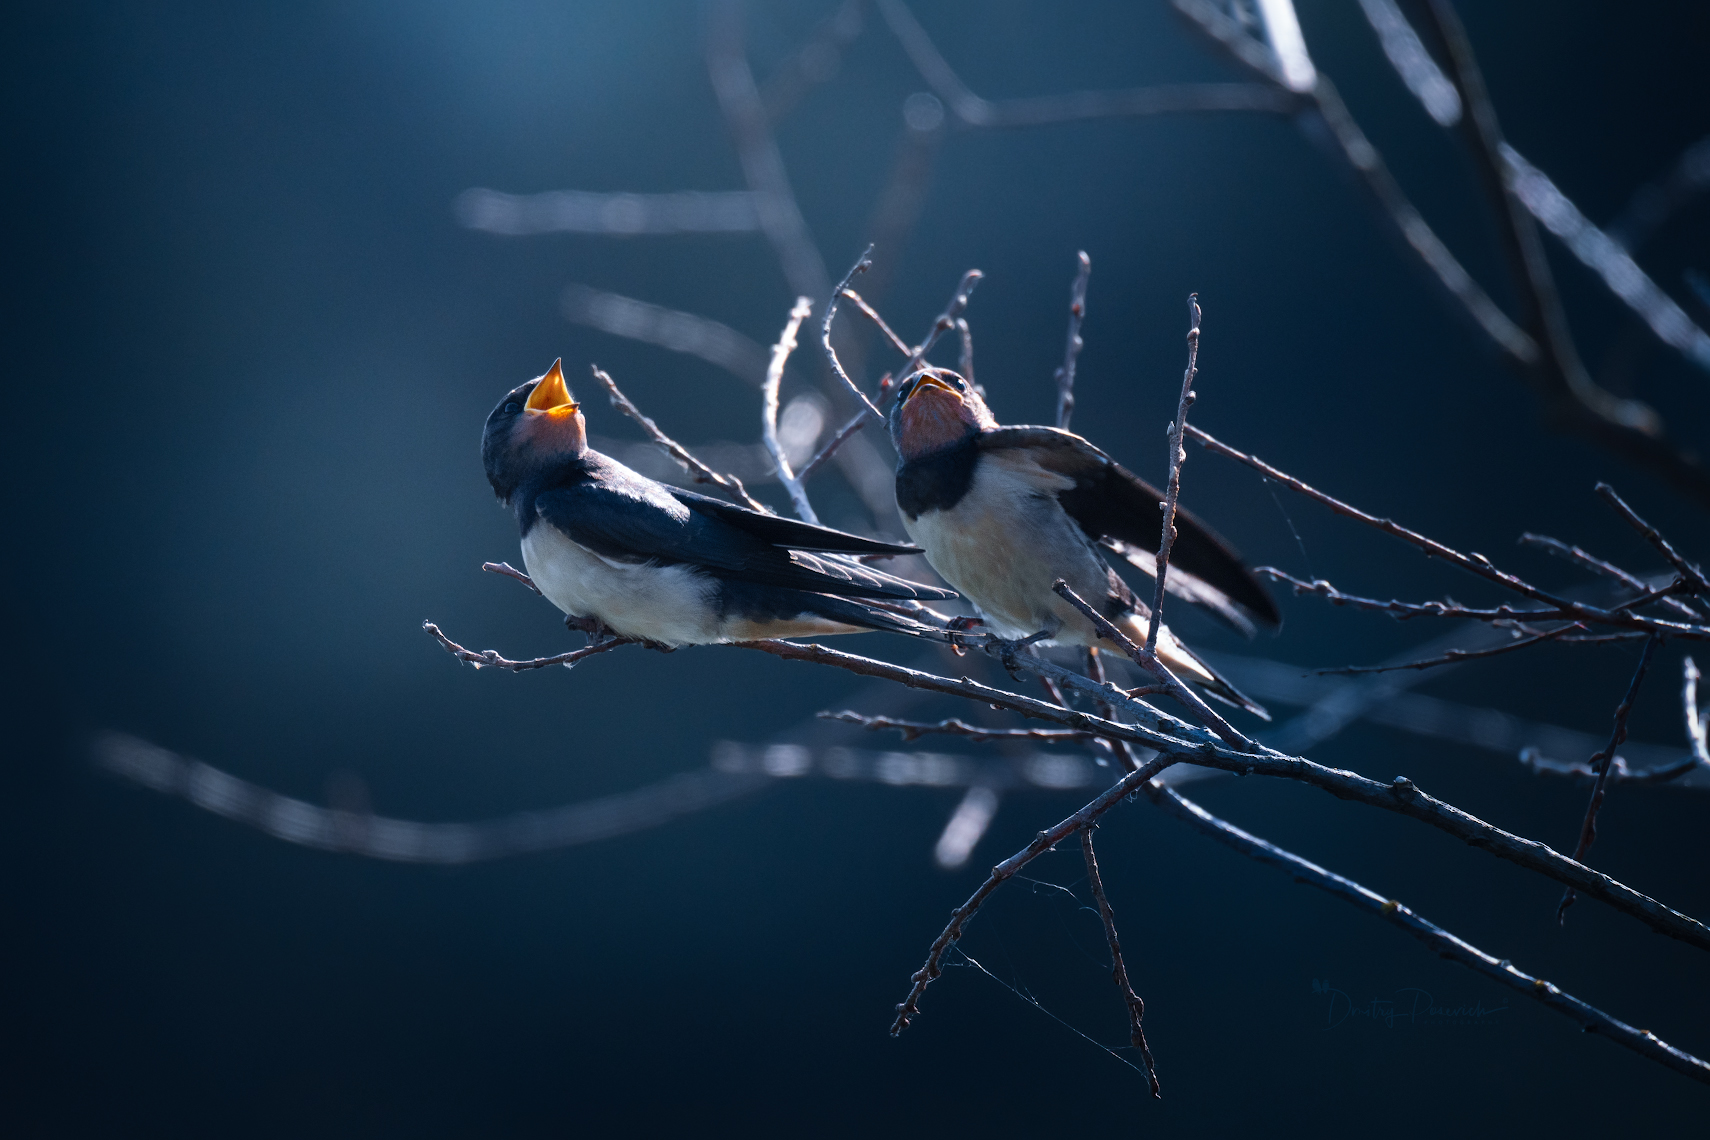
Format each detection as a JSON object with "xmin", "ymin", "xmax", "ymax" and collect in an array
[
  {"xmin": 888, "ymin": 367, "xmax": 1279, "ymax": 717},
  {"xmin": 482, "ymin": 361, "xmax": 956, "ymax": 645}
]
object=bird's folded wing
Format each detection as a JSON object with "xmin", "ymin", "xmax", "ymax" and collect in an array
[
  {"xmin": 535, "ymin": 483, "xmax": 954, "ymax": 601},
  {"xmin": 669, "ymin": 488, "xmax": 925, "ymax": 557},
  {"xmin": 977, "ymin": 426, "xmax": 1281, "ymax": 631}
]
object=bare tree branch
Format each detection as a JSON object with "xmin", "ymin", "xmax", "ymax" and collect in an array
[
  {"xmin": 711, "ymin": 635, "xmax": 1710, "ymax": 951},
  {"xmin": 1148, "ymin": 295, "xmax": 1201, "ymax": 656},
  {"xmin": 455, "ymin": 187, "xmax": 761, "ymax": 236},
  {"xmin": 1595, "ymin": 483, "xmax": 1710, "ymax": 595},
  {"xmin": 95, "ymin": 732, "xmax": 769, "ymax": 863},
  {"xmin": 590, "ymin": 365, "xmax": 769, "ymax": 512},
  {"xmin": 1191, "ymin": 426, "xmax": 1708, "ymax": 638},
  {"xmin": 422, "ymin": 621, "xmax": 633, "ymax": 673},
  {"xmin": 1143, "ymin": 780, "xmax": 1710, "ymax": 1086},
  {"xmin": 890, "ymin": 751, "xmax": 1182, "ymax": 1036},
  {"xmin": 1519, "ymin": 533, "xmax": 1704, "ymax": 620},
  {"xmin": 1053, "ymin": 579, "xmax": 1253, "ymax": 749},
  {"xmin": 1559, "ymin": 635, "xmax": 1660, "ymax": 922},
  {"xmin": 705, "ymin": 0, "xmax": 830, "ymax": 302},
  {"xmin": 761, "ymin": 296, "xmax": 820, "ymax": 522},
  {"xmin": 1080, "ymin": 825, "xmax": 1160, "ymax": 1098},
  {"xmin": 1053, "ymin": 251, "xmax": 1090, "ymax": 431},
  {"xmin": 820, "ymin": 248, "xmax": 888, "ymax": 423},
  {"xmin": 561, "ymin": 284, "xmax": 775, "ymax": 387},
  {"xmin": 759, "ymin": 0, "xmax": 867, "ymax": 122},
  {"xmin": 818, "ymin": 710, "xmax": 1091, "ymax": 744},
  {"xmin": 878, "ymin": 0, "xmax": 1294, "ymax": 128}
]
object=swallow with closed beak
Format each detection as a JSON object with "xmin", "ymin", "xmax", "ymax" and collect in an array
[
  {"xmin": 483, "ymin": 361, "xmax": 956, "ymax": 645},
  {"xmin": 888, "ymin": 366, "xmax": 1278, "ymax": 717}
]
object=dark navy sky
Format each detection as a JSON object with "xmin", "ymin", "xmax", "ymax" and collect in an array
[{"xmin": 7, "ymin": 2, "xmax": 1710, "ymax": 1134}]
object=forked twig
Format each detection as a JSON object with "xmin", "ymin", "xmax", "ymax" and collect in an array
[
  {"xmin": 1080, "ymin": 825, "xmax": 1159, "ymax": 1098},
  {"xmin": 1596, "ymin": 483, "xmax": 1710, "ymax": 595},
  {"xmin": 889, "ymin": 751, "xmax": 1182, "ymax": 1036}
]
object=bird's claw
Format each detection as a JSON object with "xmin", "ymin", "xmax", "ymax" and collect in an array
[{"xmin": 987, "ymin": 629, "xmax": 1052, "ymax": 679}]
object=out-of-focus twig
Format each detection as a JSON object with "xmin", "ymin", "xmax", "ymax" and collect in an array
[
  {"xmin": 878, "ymin": 0, "xmax": 1294, "ymax": 128},
  {"xmin": 705, "ymin": 0, "xmax": 830, "ymax": 303},
  {"xmin": 759, "ymin": 0, "xmax": 866, "ymax": 122},
  {"xmin": 561, "ymin": 285, "xmax": 775, "ymax": 387}
]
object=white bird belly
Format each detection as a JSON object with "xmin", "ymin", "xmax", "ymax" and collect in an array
[
  {"xmin": 902, "ymin": 452, "xmax": 1111, "ymax": 643},
  {"xmin": 521, "ymin": 524, "xmax": 720, "ymax": 646}
]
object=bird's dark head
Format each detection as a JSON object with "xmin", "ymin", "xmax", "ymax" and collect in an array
[
  {"xmin": 482, "ymin": 359, "xmax": 588, "ymax": 503},
  {"xmin": 889, "ymin": 367, "xmax": 994, "ymax": 460}
]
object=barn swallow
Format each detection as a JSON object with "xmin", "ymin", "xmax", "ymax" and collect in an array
[
  {"xmin": 483, "ymin": 361, "xmax": 956, "ymax": 646},
  {"xmin": 888, "ymin": 367, "xmax": 1279, "ymax": 717}
]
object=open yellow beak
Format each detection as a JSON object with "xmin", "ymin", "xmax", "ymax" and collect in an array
[
  {"xmin": 904, "ymin": 372, "xmax": 958, "ymax": 402},
  {"xmin": 525, "ymin": 359, "xmax": 578, "ymax": 414}
]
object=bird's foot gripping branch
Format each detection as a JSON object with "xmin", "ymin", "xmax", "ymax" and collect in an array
[{"xmin": 425, "ymin": 265, "xmax": 1710, "ymax": 1091}]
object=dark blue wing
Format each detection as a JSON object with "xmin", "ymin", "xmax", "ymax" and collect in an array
[{"xmin": 532, "ymin": 460, "xmax": 954, "ymax": 601}]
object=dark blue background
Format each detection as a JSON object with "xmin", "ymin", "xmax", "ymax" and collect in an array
[{"xmin": 6, "ymin": 2, "xmax": 1709, "ymax": 1134}]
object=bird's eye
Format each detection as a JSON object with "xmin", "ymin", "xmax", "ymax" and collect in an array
[
  {"xmin": 951, "ymin": 375, "xmax": 967, "ymax": 390},
  {"xmin": 503, "ymin": 401, "xmax": 522, "ymax": 415}
]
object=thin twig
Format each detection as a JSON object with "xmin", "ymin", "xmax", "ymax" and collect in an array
[
  {"xmin": 1408, "ymin": 0, "xmax": 1710, "ymax": 505},
  {"xmin": 761, "ymin": 296, "xmax": 820, "ymax": 522},
  {"xmin": 590, "ymin": 365, "xmax": 768, "ymax": 512},
  {"xmin": 839, "ymin": 288, "xmax": 912, "ymax": 357},
  {"xmin": 1559, "ymin": 635, "xmax": 1661, "ymax": 922},
  {"xmin": 901, "ymin": 268, "xmax": 983, "ymax": 376},
  {"xmin": 1148, "ymin": 295, "xmax": 1200, "ymax": 655},
  {"xmin": 797, "ymin": 413, "xmax": 873, "ymax": 482},
  {"xmin": 1052, "ymin": 579, "xmax": 1254, "ymax": 751},
  {"xmin": 704, "ymin": 0, "xmax": 829, "ymax": 302},
  {"xmin": 1053, "ymin": 252, "xmax": 1090, "ymax": 430},
  {"xmin": 1688, "ymin": 658, "xmax": 1710, "ymax": 771},
  {"xmin": 1193, "ymin": 427, "xmax": 1707, "ymax": 638},
  {"xmin": 889, "ymin": 750, "xmax": 1182, "ymax": 1035},
  {"xmin": 1144, "ymin": 780, "xmax": 1710, "ymax": 1086},
  {"xmin": 807, "ymin": 265, "xmax": 986, "ymax": 480},
  {"xmin": 1595, "ymin": 483, "xmax": 1710, "ymax": 595},
  {"xmin": 878, "ymin": 0, "xmax": 1293, "ymax": 129},
  {"xmin": 817, "ymin": 711, "xmax": 1091, "ymax": 744},
  {"xmin": 1080, "ymin": 825, "xmax": 1159, "ymax": 1098},
  {"xmin": 955, "ymin": 317, "xmax": 974, "ymax": 389},
  {"xmin": 422, "ymin": 626, "xmax": 1710, "ymax": 949},
  {"xmin": 821, "ymin": 247, "xmax": 888, "ymax": 423},
  {"xmin": 1316, "ymin": 623, "xmax": 1602, "ymax": 675},
  {"xmin": 481, "ymin": 561, "xmax": 541, "ymax": 595},
  {"xmin": 759, "ymin": 0, "xmax": 866, "ymax": 122},
  {"xmin": 1520, "ymin": 533, "xmax": 1703, "ymax": 619},
  {"xmin": 423, "ymin": 621, "xmax": 632, "ymax": 672},
  {"xmin": 1258, "ymin": 567, "xmax": 1701, "ymax": 637}
]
